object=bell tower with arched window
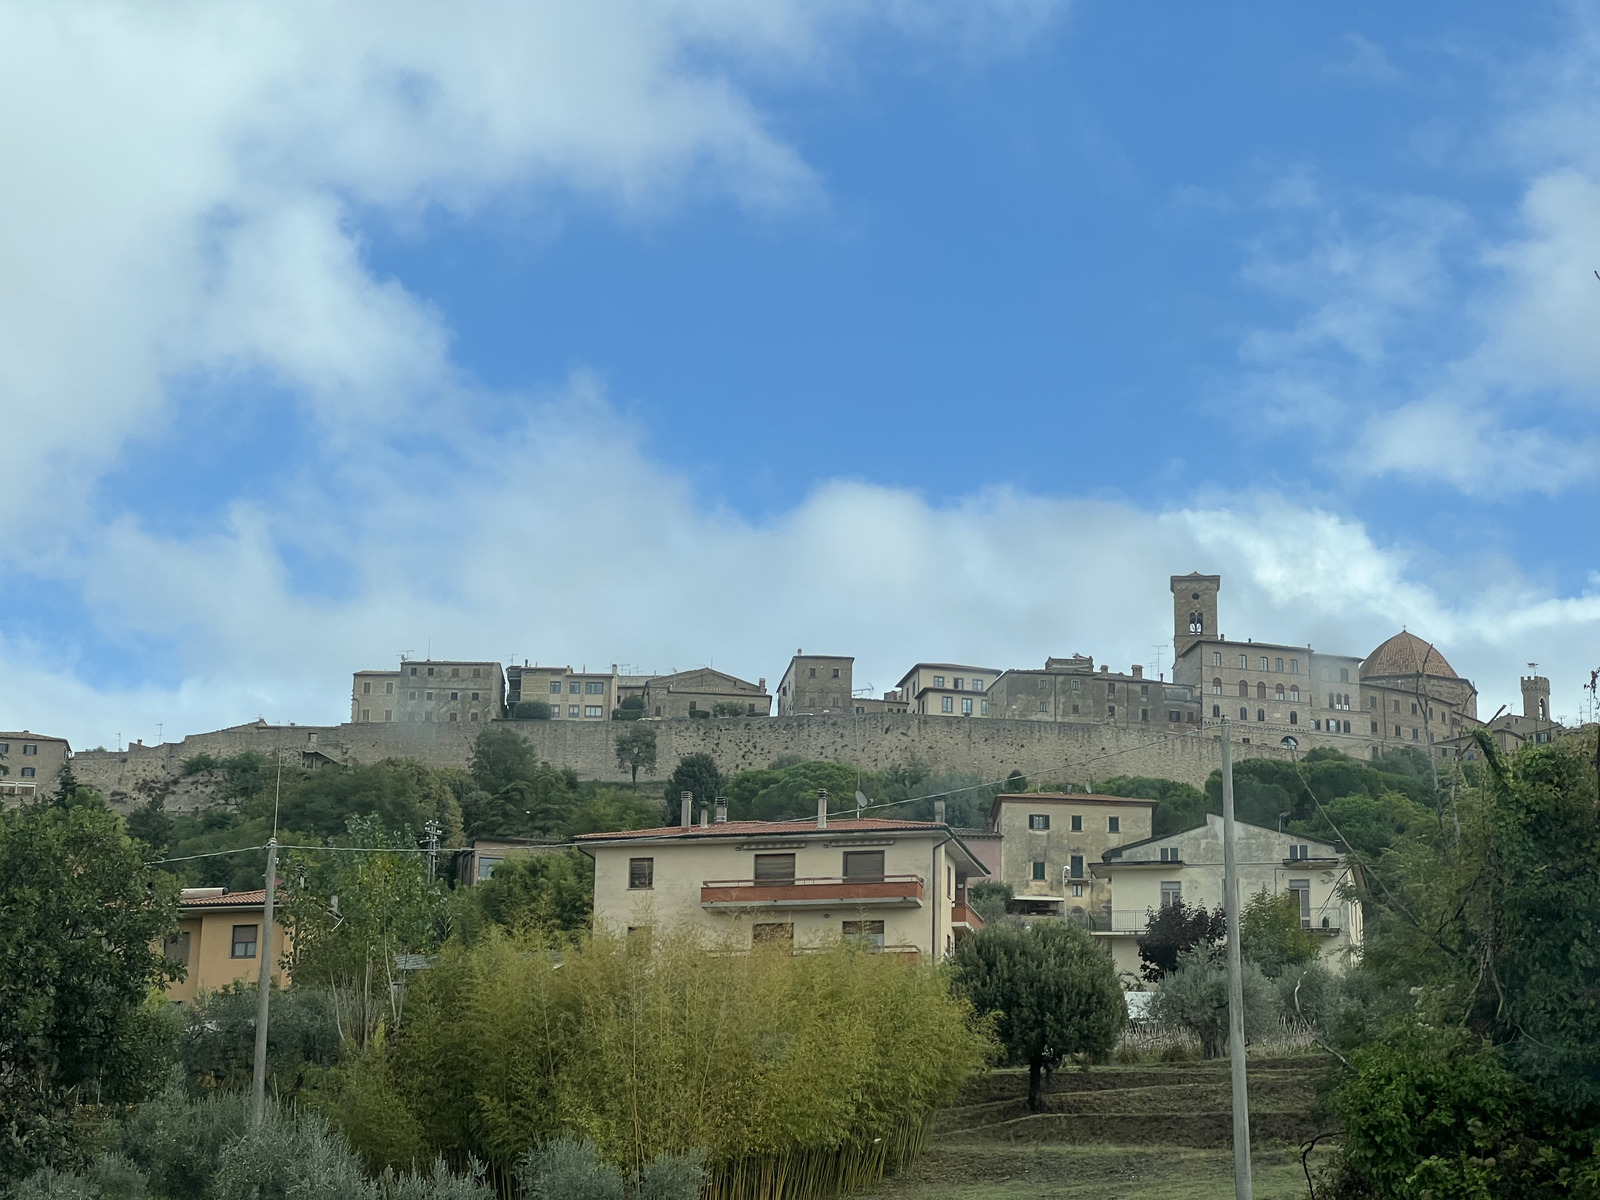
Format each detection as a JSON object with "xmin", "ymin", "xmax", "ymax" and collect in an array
[
  {"xmin": 1521, "ymin": 672, "xmax": 1551, "ymax": 723},
  {"xmin": 1171, "ymin": 572, "xmax": 1221, "ymax": 658}
]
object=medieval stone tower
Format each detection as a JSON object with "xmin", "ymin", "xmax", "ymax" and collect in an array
[
  {"xmin": 1521, "ymin": 673, "xmax": 1551, "ymax": 721},
  {"xmin": 1171, "ymin": 572, "xmax": 1221, "ymax": 658}
]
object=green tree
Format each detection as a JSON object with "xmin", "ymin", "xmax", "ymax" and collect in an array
[
  {"xmin": 1136, "ymin": 898, "xmax": 1226, "ymax": 983},
  {"xmin": 512, "ymin": 700, "xmax": 553, "ymax": 720},
  {"xmin": 1147, "ymin": 948, "xmax": 1278, "ymax": 1058},
  {"xmin": 1239, "ymin": 889, "xmax": 1319, "ymax": 979},
  {"xmin": 610, "ymin": 695, "xmax": 644, "ymax": 721},
  {"xmin": 952, "ymin": 920, "xmax": 1125, "ymax": 1110},
  {"xmin": 965, "ymin": 881, "xmax": 1012, "ymax": 924},
  {"xmin": 613, "ymin": 723, "xmax": 658, "ymax": 786},
  {"xmin": 709, "ymin": 701, "xmax": 747, "ymax": 718},
  {"xmin": 0, "ymin": 799, "xmax": 180, "ymax": 1180},
  {"xmin": 661, "ymin": 753, "xmax": 722, "ymax": 821},
  {"xmin": 1096, "ymin": 775, "xmax": 1207, "ymax": 837},
  {"xmin": 468, "ymin": 726, "xmax": 540, "ymax": 796},
  {"xmin": 470, "ymin": 850, "xmax": 593, "ymax": 942},
  {"xmin": 125, "ymin": 794, "xmax": 175, "ymax": 852}
]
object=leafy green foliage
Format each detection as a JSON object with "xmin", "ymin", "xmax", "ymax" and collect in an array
[
  {"xmin": 952, "ymin": 920, "xmax": 1125, "ymax": 1110},
  {"xmin": 1146, "ymin": 948, "xmax": 1279, "ymax": 1059},
  {"xmin": 512, "ymin": 700, "xmax": 553, "ymax": 719},
  {"xmin": 610, "ymin": 695, "xmax": 645, "ymax": 721},
  {"xmin": 709, "ymin": 701, "xmax": 748, "ymax": 718},
  {"xmin": 966, "ymin": 881, "xmax": 1012, "ymax": 924},
  {"xmin": 1239, "ymin": 889, "xmax": 1319, "ymax": 979},
  {"xmin": 177, "ymin": 983, "xmax": 340, "ymax": 1102},
  {"xmin": 1136, "ymin": 898, "xmax": 1225, "ymax": 983},
  {"xmin": 465, "ymin": 850, "xmax": 593, "ymax": 942},
  {"xmin": 1203, "ymin": 746, "xmax": 1436, "ymax": 834},
  {"xmin": 0, "ymin": 799, "xmax": 180, "ymax": 1181},
  {"xmin": 613, "ymin": 723, "xmax": 658, "ymax": 784},
  {"xmin": 661, "ymin": 753, "xmax": 723, "ymax": 819},
  {"xmin": 468, "ymin": 726, "xmax": 541, "ymax": 796},
  {"xmin": 516, "ymin": 1137, "xmax": 705, "ymax": 1200},
  {"xmin": 1095, "ymin": 775, "xmax": 1207, "ymax": 836}
]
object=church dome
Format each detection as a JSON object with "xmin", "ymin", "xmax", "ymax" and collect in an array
[{"xmin": 1360, "ymin": 631, "xmax": 1459, "ymax": 681}]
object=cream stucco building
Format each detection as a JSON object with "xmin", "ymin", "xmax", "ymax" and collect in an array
[
  {"xmin": 576, "ymin": 806, "xmax": 988, "ymax": 959},
  {"xmin": 163, "ymin": 887, "xmax": 292, "ymax": 1004},
  {"xmin": 988, "ymin": 792, "xmax": 1156, "ymax": 918},
  {"xmin": 1092, "ymin": 815, "xmax": 1361, "ymax": 978}
]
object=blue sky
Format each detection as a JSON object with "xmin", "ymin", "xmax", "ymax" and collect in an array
[{"xmin": 1, "ymin": 1, "xmax": 1597, "ymax": 747}]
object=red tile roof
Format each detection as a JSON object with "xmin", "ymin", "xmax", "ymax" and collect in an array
[
  {"xmin": 179, "ymin": 889, "xmax": 267, "ymax": 908},
  {"xmin": 574, "ymin": 817, "xmax": 948, "ymax": 841}
]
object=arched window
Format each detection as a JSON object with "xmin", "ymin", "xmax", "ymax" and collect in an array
[
  {"xmin": 1539, "ymin": 698, "xmax": 1548, "ymax": 719},
  {"xmin": 1239, "ymin": 707, "xmax": 1249, "ymax": 720},
  {"xmin": 1238, "ymin": 681, "xmax": 1249, "ymax": 697},
  {"xmin": 1290, "ymin": 685, "xmax": 1300, "ymax": 702},
  {"xmin": 1256, "ymin": 708, "xmax": 1266, "ymax": 722},
  {"xmin": 1274, "ymin": 685, "xmax": 1285, "ymax": 701},
  {"xmin": 1189, "ymin": 611, "xmax": 1204, "ymax": 634},
  {"xmin": 1289, "ymin": 711, "xmax": 1298, "ymax": 725},
  {"xmin": 1257, "ymin": 682, "xmax": 1267, "ymax": 700},
  {"xmin": 1212, "ymin": 678, "xmax": 1223, "ymax": 694}
]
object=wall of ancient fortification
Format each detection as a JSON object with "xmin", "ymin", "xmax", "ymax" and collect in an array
[{"xmin": 74, "ymin": 713, "xmax": 1327, "ymax": 812}]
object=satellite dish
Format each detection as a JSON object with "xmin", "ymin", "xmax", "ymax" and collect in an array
[{"xmin": 855, "ymin": 790, "xmax": 868, "ymax": 810}]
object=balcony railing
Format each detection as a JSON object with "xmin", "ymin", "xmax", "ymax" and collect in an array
[
  {"xmin": 700, "ymin": 875, "xmax": 925, "ymax": 910},
  {"xmin": 951, "ymin": 902, "xmax": 984, "ymax": 930}
]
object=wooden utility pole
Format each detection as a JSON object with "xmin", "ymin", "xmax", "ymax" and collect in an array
[
  {"xmin": 1221, "ymin": 718, "xmax": 1253, "ymax": 1198},
  {"xmin": 249, "ymin": 837, "xmax": 278, "ymax": 1130}
]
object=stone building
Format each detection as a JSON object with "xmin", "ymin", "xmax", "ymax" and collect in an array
[
  {"xmin": 520, "ymin": 664, "xmax": 621, "ymax": 722},
  {"xmin": 852, "ymin": 690, "xmax": 910, "ymax": 716},
  {"xmin": 641, "ymin": 668, "xmax": 771, "ymax": 719},
  {"xmin": 352, "ymin": 659, "xmax": 505, "ymax": 726},
  {"xmin": 1358, "ymin": 631, "xmax": 1477, "ymax": 755},
  {"xmin": 986, "ymin": 658, "xmax": 1201, "ymax": 730},
  {"xmin": 988, "ymin": 792, "xmax": 1157, "ymax": 920},
  {"xmin": 775, "ymin": 652, "xmax": 853, "ymax": 716},
  {"xmin": 895, "ymin": 663, "xmax": 1000, "ymax": 718},
  {"xmin": 0, "ymin": 731, "xmax": 70, "ymax": 805}
]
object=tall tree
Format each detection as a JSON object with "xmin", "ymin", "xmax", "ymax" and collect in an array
[
  {"xmin": 613, "ymin": 723, "xmax": 658, "ymax": 786},
  {"xmin": 468, "ymin": 726, "xmax": 540, "ymax": 796},
  {"xmin": 1136, "ymin": 898, "xmax": 1226, "ymax": 983},
  {"xmin": 952, "ymin": 921, "xmax": 1125, "ymax": 1111},
  {"xmin": 0, "ymin": 799, "xmax": 180, "ymax": 1180},
  {"xmin": 661, "ymin": 753, "xmax": 723, "ymax": 821}
]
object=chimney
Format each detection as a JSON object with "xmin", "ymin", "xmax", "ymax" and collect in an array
[
  {"xmin": 714, "ymin": 798, "xmax": 728, "ymax": 824},
  {"xmin": 611, "ymin": 663, "xmax": 618, "ymax": 674},
  {"xmin": 680, "ymin": 791, "xmax": 693, "ymax": 829},
  {"xmin": 935, "ymin": 800, "xmax": 946, "ymax": 824},
  {"xmin": 758, "ymin": 677, "xmax": 766, "ymax": 690},
  {"xmin": 700, "ymin": 807, "xmax": 710, "ymax": 829},
  {"xmin": 1131, "ymin": 665, "xmax": 1143, "ymax": 679},
  {"xmin": 817, "ymin": 789, "xmax": 828, "ymax": 829},
  {"xmin": 1100, "ymin": 665, "xmax": 1109, "ymax": 674}
]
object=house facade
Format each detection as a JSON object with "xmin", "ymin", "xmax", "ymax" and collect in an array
[
  {"xmin": 163, "ymin": 887, "xmax": 293, "ymax": 1003},
  {"xmin": 989, "ymin": 792, "xmax": 1156, "ymax": 918},
  {"xmin": 1093, "ymin": 815, "xmax": 1362, "ymax": 977},
  {"xmin": 577, "ymin": 806, "xmax": 988, "ymax": 959},
  {"xmin": 0, "ymin": 731, "xmax": 70, "ymax": 805}
]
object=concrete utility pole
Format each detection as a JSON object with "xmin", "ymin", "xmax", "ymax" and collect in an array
[
  {"xmin": 249, "ymin": 837, "xmax": 278, "ymax": 1131},
  {"xmin": 1220, "ymin": 719, "xmax": 1253, "ymax": 1198}
]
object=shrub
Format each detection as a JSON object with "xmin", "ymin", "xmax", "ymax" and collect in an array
[
  {"xmin": 1136, "ymin": 898, "xmax": 1225, "ymax": 982},
  {"xmin": 965, "ymin": 881, "xmax": 1012, "ymax": 925},
  {"xmin": 1239, "ymin": 889, "xmax": 1318, "ymax": 979},
  {"xmin": 512, "ymin": 701, "xmax": 553, "ymax": 720},
  {"xmin": 179, "ymin": 984, "xmax": 340, "ymax": 1100},
  {"xmin": 1147, "ymin": 949, "xmax": 1278, "ymax": 1058}
]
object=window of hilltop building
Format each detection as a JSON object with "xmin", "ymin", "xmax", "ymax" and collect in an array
[
  {"xmin": 1160, "ymin": 881, "xmax": 1181, "ymax": 908},
  {"xmin": 1213, "ymin": 705, "xmax": 1221, "ymax": 717},
  {"xmin": 1393, "ymin": 699, "xmax": 1401, "ymax": 712},
  {"xmin": 1274, "ymin": 685, "xmax": 1285, "ymax": 701},
  {"xmin": 953, "ymin": 678, "xmax": 964, "ymax": 690},
  {"xmin": 1070, "ymin": 855, "xmax": 1084, "ymax": 879},
  {"xmin": 1168, "ymin": 710, "xmax": 1181, "ymax": 722},
  {"xmin": 1070, "ymin": 814, "xmax": 1083, "ymax": 832},
  {"xmin": 1239, "ymin": 707, "xmax": 1248, "ymax": 720},
  {"xmin": 1257, "ymin": 682, "xmax": 1267, "ymax": 699},
  {"xmin": 1370, "ymin": 696, "xmax": 1378, "ymax": 709},
  {"xmin": 585, "ymin": 706, "xmax": 603, "ymax": 718},
  {"xmin": 961, "ymin": 697, "xmax": 973, "ymax": 715},
  {"xmin": 471, "ymin": 692, "xmax": 480, "ymax": 700},
  {"xmin": 425, "ymin": 691, "xmax": 434, "ymax": 701},
  {"xmin": 1289, "ymin": 880, "xmax": 1312, "ymax": 925},
  {"xmin": 1141, "ymin": 708, "xmax": 1149, "ymax": 722},
  {"xmin": 1239, "ymin": 654, "xmax": 1248, "ymax": 669},
  {"xmin": 1107, "ymin": 681, "xmax": 1115, "ymax": 695},
  {"xmin": 941, "ymin": 696, "xmax": 954, "ymax": 713},
  {"xmin": 1411, "ymin": 702, "xmax": 1418, "ymax": 715},
  {"xmin": 550, "ymin": 682, "xmax": 562, "ymax": 694},
  {"xmin": 386, "ymin": 681, "xmax": 394, "ymax": 694},
  {"xmin": 473, "ymin": 667, "xmax": 482, "ymax": 678},
  {"xmin": 754, "ymin": 854, "xmax": 796, "ymax": 884},
  {"xmin": 450, "ymin": 692, "xmax": 459, "ymax": 701},
  {"xmin": 570, "ymin": 682, "xmax": 581, "ymax": 693},
  {"xmin": 1032, "ymin": 861, "xmax": 1046, "ymax": 881},
  {"xmin": 1257, "ymin": 709, "xmax": 1266, "ymax": 722},
  {"xmin": 408, "ymin": 691, "xmax": 417, "ymax": 700},
  {"xmin": 1372, "ymin": 721, "xmax": 1379, "ymax": 734},
  {"xmin": 1411, "ymin": 728, "xmax": 1419, "ymax": 740},
  {"xmin": 231, "ymin": 925, "xmax": 258, "ymax": 959},
  {"xmin": 753, "ymin": 923, "xmax": 794, "ymax": 948},
  {"xmin": 21, "ymin": 768, "xmax": 34, "ymax": 778},
  {"xmin": 1140, "ymin": 683, "xmax": 1149, "ymax": 697},
  {"xmin": 363, "ymin": 681, "xmax": 372, "ymax": 694},
  {"xmin": 1260, "ymin": 657, "xmax": 1269, "ymax": 671},
  {"xmin": 832, "ymin": 668, "xmax": 840, "ymax": 678},
  {"xmin": 569, "ymin": 706, "xmax": 580, "ymax": 717},
  {"xmin": 586, "ymin": 682, "xmax": 605, "ymax": 694},
  {"xmin": 1071, "ymin": 678, "xmax": 1082, "ymax": 691},
  {"xmin": 1290, "ymin": 686, "xmax": 1300, "ymax": 702},
  {"xmin": 427, "ymin": 667, "xmax": 435, "ymax": 676},
  {"xmin": 163, "ymin": 932, "xmax": 190, "ymax": 966},
  {"xmin": 1394, "ymin": 725, "xmax": 1402, "ymax": 737},
  {"xmin": 1238, "ymin": 681, "xmax": 1248, "ymax": 697},
  {"xmin": 385, "ymin": 711, "xmax": 393, "ymax": 722},
  {"xmin": 980, "ymin": 700, "xmax": 989, "ymax": 715},
  {"xmin": 1340, "ymin": 668, "xmax": 1350, "ymax": 683},
  {"xmin": 410, "ymin": 667, "xmax": 418, "ymax": 676},
  {"xmin": 1108, "ymin": 704, "xmax": 1116, "ymax": 718},
  {"xmin": 1072, "ymin": 704, "xmax": 1081, "ymax": 714},
  {"xmin": 1289, "ymin": 659, "xmax": 1299, "ymax": 674},
  {"xmin": 1160, "ymin": 847, "xmax": 1178, "ymax": 862},
  {"xmin": 1108, "ymin": 816, "xmax": 1120, "ymax": 833},
  {"xmin": 809, "ymin": 667, "xmax": 817, "ymax": 677},
  {"xmin": 1029, "ymin": 814, "xmax": 1050, "ymax": 831},
  {"xmin": 629, "ymin": 858, "xmax": 654, "ymax": 889},
  {"xmin": 1289, "ymin": 712, "xmax": 1298, "ymax": 725},
  {"xmin": 843, "ymin": 850, "xmax": 885, "ymax": 880},
  {"xmin": 1038, "ymin": 700, "xmax": 1049, "ymax": 712},
  {"xmin": 1275, "ymin": 658, "xmax": 1283, "ymax": 672},
  {"xmin": 1213, "ymin": 651, "xmax": 1222, "ymax": 667},
  {"xmin": 932, "ymin": 675, "xmax": 944, "ymax": 687},
  {"xmin": 1212, "ymin": 678, "xmax": 1222, "ymax": 694},
  {"xmin": 448, "ymin": 713, "xmax": 458, "ymax": 722},
  {"xmin": 972, "ymin": 678, "xmax": 984, "ymax": 690},
  {"xmin": 842, "ymin": 920, "xmax": 885, "ymax": 949}
]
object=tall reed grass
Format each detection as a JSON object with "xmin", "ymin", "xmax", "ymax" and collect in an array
[{"xmin": 338, "ymin": 931, "xmax": 992, "ymax": 1200}]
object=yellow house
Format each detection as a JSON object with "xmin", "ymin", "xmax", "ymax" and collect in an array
[
  {"xmin": 1092, "ymin": 815, "xmax": 1362, "ymax": 978},
  {"xmin": 576, "ymin": 799, "xmax": 989, "ymax": 960},
  {"xmin": 163, "ymin": 888, "xmax": 292, "ymax": 1003},
  {"xmin": 988, "ymin": 792, "xmax": 1157, "ymax": 919}
]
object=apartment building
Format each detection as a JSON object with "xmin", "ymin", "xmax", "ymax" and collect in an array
[
  {"xmin": 352, "ymin": 659, "xmax": 505, "ymax": 726},
  {"xmin": 989, "ymin": 792, "xmax": 1157, "ymax": 918},
  {"xmin": 519, "ymin": 665, "xmax": 620, "ymax": 721},
  {"xmin": 1093, "ymin": 816, "xmax": 1362, "ymax": 977},
  {"xmin": 163, "ymin": 887, "xmax": 292, "ymax": 1003},
  {"xmin": 0, "ymin": 731, "xmax": 70, "ymax": 804},
  {"xmin": 896, "ymin": 663, "xmax": 1000, "ymax": 718},
  {"xmin": 775, "ymin": 653, "xmax": 854, "ymax": 716},
  {"xmin": 577, "ymin": 799, "xmax": 989, "ymax": 960},
  {"xmin": 641, "ymin": 668, "xmax": 771, "ymax": 719},
  {"xmin": 986, "ymin": 658, "xmax": 1201, "ymax": 729}
]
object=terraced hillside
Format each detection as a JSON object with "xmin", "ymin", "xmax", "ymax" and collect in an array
[{"xmin": 869, "ymin": 1056, "xmax": 1335, "ymax": 1200}]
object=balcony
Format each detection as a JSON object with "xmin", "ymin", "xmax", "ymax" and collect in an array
[
  {"xmin": 951, "ymin": 903, "xmax": 984, "ymax": 933},
  {"xmin": 700, "ymin": 875, "xmax": 925, "ymax": 910}
]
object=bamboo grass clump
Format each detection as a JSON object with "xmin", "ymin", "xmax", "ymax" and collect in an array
[{"xmin": 352, "ymin": 931, "xmax": 992, "ymax": 1199}]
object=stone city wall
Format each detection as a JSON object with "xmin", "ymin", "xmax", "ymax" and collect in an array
[{"xmin": 75, "ymin": 712, "xmax": 1365, "ymax": 813}]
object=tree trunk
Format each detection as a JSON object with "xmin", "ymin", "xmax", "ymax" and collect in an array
[{"xmin": 1028, "ymin": 1055, "xmax": 1045, "ymax": 1112}]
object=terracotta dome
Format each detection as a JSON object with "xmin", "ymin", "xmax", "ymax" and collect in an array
[{"xmin": 1360, "ymin": 631, "xmax": 1459, "ymax": 681}]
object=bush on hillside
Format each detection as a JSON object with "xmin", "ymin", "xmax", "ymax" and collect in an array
[{"xmin": 1147, "ymin": 949, "xmax": 1278, "ymax": 1059}]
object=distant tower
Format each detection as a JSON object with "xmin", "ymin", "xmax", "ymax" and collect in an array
[
  {"xmin": 1171, "ymin": 572, "xmax": 1221, "ymax": 659},
  {"xmin": 1521, "ymin": 670, "xmax": 1551, "ymax": 722}
]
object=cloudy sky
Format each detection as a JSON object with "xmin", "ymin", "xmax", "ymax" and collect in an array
[{"xmin": 3, "ymin": 1, "xmax": 1598, "ymax": 749}]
